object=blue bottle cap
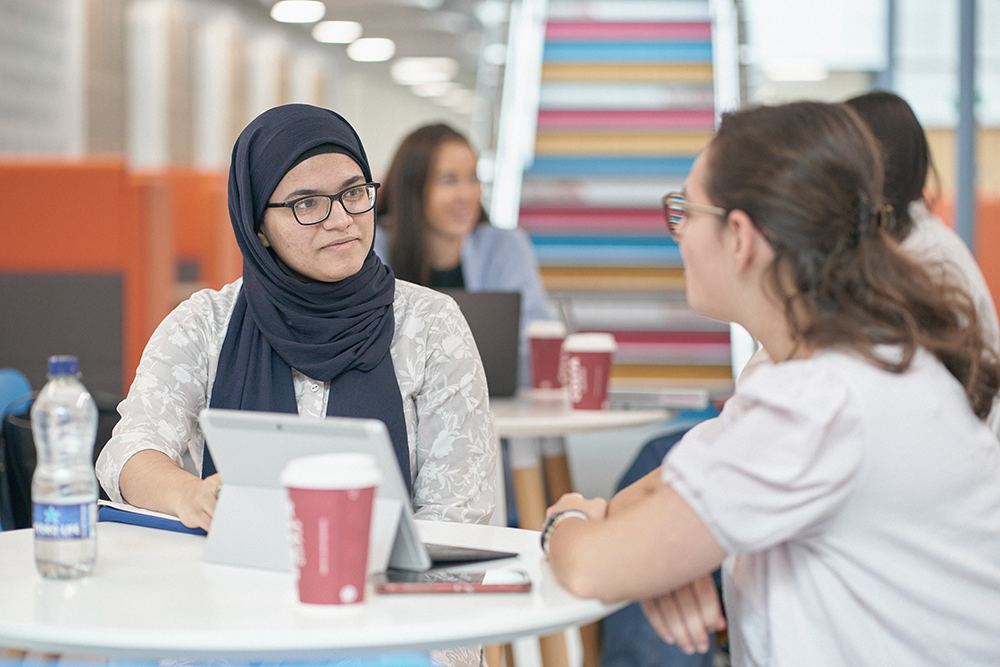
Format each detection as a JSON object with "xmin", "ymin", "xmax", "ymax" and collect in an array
[{"xmin": 47, "ymin": 355, "xmax": 80, "ymax": 375}]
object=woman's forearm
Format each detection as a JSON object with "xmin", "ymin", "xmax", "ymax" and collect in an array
[
  {"xmin": 607, "ymin": 466, "xmax": 665, "ymax": 517},
  {"xmin": 118, "ymin": 449, "xmax": 218, "ymax": 531},
  {"xmin": 547, "ymin": 483, "xmax": 726, "ymax": 604}
]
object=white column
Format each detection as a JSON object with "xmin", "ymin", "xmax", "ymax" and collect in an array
[
  {"xmin": 245, "ymin": 32, "xmax": 287, "ymax": 120},
  {"xmin": 194, "ymin": 10, "xmax": 240, "ymax": 171},
  {"xmin": 127, "ymin": 0, "xmax": 175, "ymax": 169}
]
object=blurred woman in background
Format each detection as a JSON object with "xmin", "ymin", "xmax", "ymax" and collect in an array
[{"xmin": 375, "ymin": 123, "xmax": 554, "ymax": 386}]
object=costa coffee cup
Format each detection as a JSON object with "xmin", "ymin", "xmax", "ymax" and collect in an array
[
  {"xmin": 281, "ymin": 453, "xmax": 382, "ymax": 605},
  {"xmin": 563, "ymin": 332, "xmax": 617, "ymax": 410},
  {"xmin": 526, "ymin": 320, "xmax": 567, "ymax": 391}
]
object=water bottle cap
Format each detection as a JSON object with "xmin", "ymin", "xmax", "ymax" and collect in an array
[{"xmin": 47, "ymin": 355, "xmax": 80, "ymax": 375}]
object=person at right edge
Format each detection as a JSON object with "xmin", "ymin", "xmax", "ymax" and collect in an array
[
  {"xmin": 600, "ymin": 89, "xmax": 1000, "ymax": 667},
  {"xmin": 545, "ymin": 100, "xmax": 1000, "ymax": 666}
]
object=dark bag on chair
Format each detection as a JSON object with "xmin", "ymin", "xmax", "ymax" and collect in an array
[
  {"xmin": 1, "ymin": 393, "xmax": 120, "ymax": 530},
  {"xmin": 1, "ymin": 410, "xmax": 35, "ymax": 530}
]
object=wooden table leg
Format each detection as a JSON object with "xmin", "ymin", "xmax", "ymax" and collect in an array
[
  {"xmin": 540, "ymin": 436, "xmax": 573, "ymax": 503},
  {"xmin": 542, "ymin": 454, "xmax": 573, "ymax": 502},
  {"xmin": 509, "ymin": 437, "xmax": 548, "ymax": 531},
  {"xmin": 579, "ymin": 622, "xmax": 602, "ymax": 667},
  {"xmin": 485, "ymin": 644, "xmax": 505, "ymax": 667},
  {"xmin": 539, "ymin": 632, "xmax": 570, "ymax": 667},
  {"xmin": 511, "ymin": 465, "xmax": 547, "ymax": 531}
]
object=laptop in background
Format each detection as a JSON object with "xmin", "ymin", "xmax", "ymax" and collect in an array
[
  {"xmin": 440, "ymin": 290, "xmax": 521, "ymax": 398},
  {"xmin": 198, "ymin": 408, "xmax": 516, "ymax": 573}
]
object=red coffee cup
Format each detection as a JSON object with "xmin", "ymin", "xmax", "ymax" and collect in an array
[
  {"xmin": 563, "ymin": 332, "xmax": 617, "ymax": 410},
  {"xmin": 281, "ymin": 453, "xmax": 382, "ymax": 605},
  {"xmin": 527, "ymin": 320, "xmax": 567, "ymax": 391}
]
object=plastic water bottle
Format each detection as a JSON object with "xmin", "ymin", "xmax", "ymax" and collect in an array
[{"xmin": 31, "ymin": 355, "xmax": 99, "ymax": 579}]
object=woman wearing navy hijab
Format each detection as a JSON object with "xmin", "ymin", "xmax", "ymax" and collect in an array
[{"xmin": 96, "ymin": 104, "xmax": 497, "ymax": 539}]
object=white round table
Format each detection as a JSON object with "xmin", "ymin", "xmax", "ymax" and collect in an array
[
  {"xmin": 0, "ymin": 520, "xmax": 618, "ymax": 661},
  {"xmin": 490, "ymin": 391, "xmax": 671, "ymax": 439}
]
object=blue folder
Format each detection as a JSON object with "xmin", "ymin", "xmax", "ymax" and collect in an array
[{"xmin": 97, "ymin": 502, "xmax": 207, "ymax": 536}]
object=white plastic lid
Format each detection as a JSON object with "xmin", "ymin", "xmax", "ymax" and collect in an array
[
  {"xmin": 280, "ymin": 453, "xmax": 382, "ymax": 490},
  {"xmin": 526, "ymin": 320, "xmax": 567, "ymax": 338},
  {"xmin": 563, "ymin": 332, "xmax": 617, "ymax": 353}
]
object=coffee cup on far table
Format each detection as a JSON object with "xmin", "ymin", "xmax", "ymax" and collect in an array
[
  {"xmin": 280, "ymin": 453, "xmax": 382, "ymax": 605},
  {"xmin": 563, "ymin": 332, "xmax": 617, "ymax": 410},
  {"xmin": 526, "ymin": 320, "xmax": 567, "ymax": 392}
]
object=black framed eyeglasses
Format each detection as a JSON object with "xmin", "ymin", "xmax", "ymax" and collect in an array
[{"xmin": 266, "ymin": 182, "xmax": 380, "ymax": 226}]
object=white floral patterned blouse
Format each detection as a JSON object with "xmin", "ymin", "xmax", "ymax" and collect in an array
[{"xmin": 96, "ymin": 278, "xmax": 497, "ymax": 526}]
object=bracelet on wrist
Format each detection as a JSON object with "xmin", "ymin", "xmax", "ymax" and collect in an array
[{"xmin": 540, "ymin": 509, "xmax": 590, "ymax": 554}]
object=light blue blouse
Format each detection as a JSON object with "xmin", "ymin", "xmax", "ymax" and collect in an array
[{"xmin": 375, "ymin": 223, "xmax": 554, "ymax": 386}]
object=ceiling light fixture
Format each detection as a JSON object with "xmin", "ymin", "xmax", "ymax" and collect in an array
[
  {"xmin": 346, "ymin": 38, "xmax": 396, "ymax": 62},
  {"xmin": 312, "ymin": 21, "xmax": 363, "ymax": 44},
  {"xmin": 270, "ymin": 0, "xmax": 325, "ymax": 24},
  {"xmin": 391, "ymin": 57, "xmax": 459, "ymax": 86}
]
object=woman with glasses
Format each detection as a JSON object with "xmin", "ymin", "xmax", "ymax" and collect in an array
[
  {"xmin": 96, "ymin": 105, "xmax": 497, "ymax": 552},
  {"xmin": 542, "ymin": 101, "xmax": 1000, "ymax": 666}
]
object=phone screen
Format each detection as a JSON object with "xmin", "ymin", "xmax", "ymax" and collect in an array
[{"xmin": 373, "ymin": 568, "xmax": 531, "ymax": 593}]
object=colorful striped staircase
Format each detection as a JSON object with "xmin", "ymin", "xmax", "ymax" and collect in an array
[{"xmin": 520, "ymin": 0, "xmax": 735, "ymax": 390}]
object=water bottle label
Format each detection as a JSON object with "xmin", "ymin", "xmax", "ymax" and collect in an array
[{"xmin": 33, "ymin": 502, "xmax": 94, "ymax": 540}]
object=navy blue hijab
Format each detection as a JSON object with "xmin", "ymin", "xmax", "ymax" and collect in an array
[{"xmin": 204, "ymin": 104, "xmax": 410, "ymax": 493}]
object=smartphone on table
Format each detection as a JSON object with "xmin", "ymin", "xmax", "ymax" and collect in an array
[{"xmin": 372, "ymin": 568, "xmax": 531, "ymax": 594}]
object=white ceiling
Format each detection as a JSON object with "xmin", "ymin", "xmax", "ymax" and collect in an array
[{"xmin": 246, "ymin": 0, "xmax": 503, "ymax": 91}]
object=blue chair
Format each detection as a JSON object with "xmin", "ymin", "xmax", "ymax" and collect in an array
[
  {"xmin": 0, "ymin": 369, "xmax": 32, "ymax": 531},
  {"xmin": 0, "ymin": 369, "xmax": 30, "ymax": 418},
  {"xmin": 600, "ymin": 407, "xmax": 722, "ymax": 667}
]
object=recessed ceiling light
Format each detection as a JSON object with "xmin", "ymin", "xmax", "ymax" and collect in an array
[
  {"xmin": 346, "ymin": 38, "xmax": 396, "ymax": 62},
  {"xmin": 391, "ymin": 57, "xmax": 459, "ymax": 85},
  {"xmin": 270, "ymin": 0, "xmax": 325, "ymax": 24},
  {"xmin": 312, "ymin": 21, "xmax": 363, "ymax": 44}
]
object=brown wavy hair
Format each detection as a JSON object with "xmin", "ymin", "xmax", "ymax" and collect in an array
[
  {"xmin": 706, "ymin": 101, "xmax": 999, "ymax": 418},
  {"xmin": 844, "ymin": 90, "xmax": 941, "ymax": 241},
  {"xmin": 377, "ymin": 123, "xmax": 488, "ymax": 286}
]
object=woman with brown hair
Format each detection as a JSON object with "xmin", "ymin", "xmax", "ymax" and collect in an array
[
  {"xmin": 543, "ymin": 101, "xmax": 1000, "ymax": 666},
  {"xmin": 374, "ymin": 123, "xmax": 553, "ymax": 386}
]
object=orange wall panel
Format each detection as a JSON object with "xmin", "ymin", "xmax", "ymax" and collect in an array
[
  {"xmin": 0, "ymin": 159, "xmax": 133, "ymax": 272},
  {"xmin": 0, "ymin": 160, "xmax": 176, "ymax": 393},
  {"xmin": 168, "ymin": 169, "xmax": 241, "ymax": 290}
]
